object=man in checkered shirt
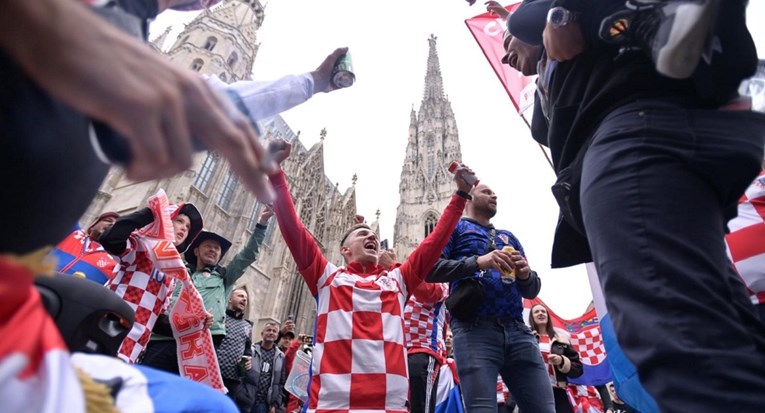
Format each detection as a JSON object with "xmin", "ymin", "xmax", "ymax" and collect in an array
[
  {"xmin": 267, "ymin": 140, "xmax": 472, "ymax": 413},
  {"xmin": 427, "ymin": 183, "xmax": 554, "ymax": 412}
]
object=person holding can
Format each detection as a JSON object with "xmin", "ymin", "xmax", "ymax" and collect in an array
[
  {"xmin": 216, "ymin": 288, "xmax": 255, "ymax": 411},
  {"xmin": 426, "ymin": 182, "xmax": 553, "ymax": 412}
]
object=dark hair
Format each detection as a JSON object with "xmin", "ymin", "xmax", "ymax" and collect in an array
[
  {"xmin": 528, "ymin": 304, "xmax": 556, "ymax": 339},
  {"xmin": 340, "ymin": 223, "xmax": 372, "ymax": 246}
]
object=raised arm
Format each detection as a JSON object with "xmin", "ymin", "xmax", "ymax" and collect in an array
[
  {"xmin": 99, "ymin": 207, "xmax": 153, "ymax": 256},
  {"xmin": 400, "ymin": 165, "xmax": 473, "ymax": 293},
  {"xmin": 267, "ymin": 141, "xmax": 328, "ymax": 295},
  {"xmin": 214, "ymin": 47, "xmax": 348, "ymax": 121},
  {"xmin": 224, "ymin": 207, "xmax": 273, "ymax": 286}
]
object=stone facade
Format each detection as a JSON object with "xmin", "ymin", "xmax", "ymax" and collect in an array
[
  {"xmin": 81, "ymin": 0, "xmax": 357, "ymax": 335},
  {"xmin": 393, "ymin": 35, "xmax": 464, "ymax": 260}
]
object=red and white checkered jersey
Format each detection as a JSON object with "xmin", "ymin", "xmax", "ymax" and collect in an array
[
  {"xmin": 496, "ymin": 375, "xmax": 509, "ymax": 404},
  {"xmin": 269, "ymin": 171, "xmax": 466, "ymax": 413},
  {"xmin": 106, "ymin": 235, "xmax": 175, "ymax": 363},
  {"xmin": 404, "ymin": 282, "xmax": 448, "ymax": 358},
  {"xmin": 726, "ymin": 171, "xmax": 765, "ymax": 305}
]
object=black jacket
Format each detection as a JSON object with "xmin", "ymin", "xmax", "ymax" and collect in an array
[
  {"xmin": 545, "ymin": 335, "xmax": 583, "ymax": 385},
  {"xmin": 531, "ymin": 0, "xmax": 759, "ymax": 267}
]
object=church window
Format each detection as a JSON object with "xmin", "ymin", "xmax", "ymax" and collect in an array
[
  {"xmin": 203, "ymin": 36, "xmax": 217, "ymax": 51},
  {"xmin": 219, "ymin": 72, "xmax": 227, "ymax": 82},
  {"xmin": 217, "ymin": 170, "xmax": 238, "ymax": 211},
  {"xmin": 427, "ymin": 135, "xmax": 435, "ymax": 177},
  {"xmin": 191, "ymin": 58, "xmax": 204, "ymax": 72},
  {"xmin": 227, "ymin": 52, "xmax": 238, "ymax": 68},
  {"xmin": 248, "ymin": 202, "xmax": 263, "ymax": 231},
  {"xmin": 424, "ymin": 212, "xmax": 438, "ymax": 237},
  {"xmin": 263, "ymin": 218, "xmax": 277, "ymax": 245},
  {"xmin": 194, "ymin": 151, "xmax": 217, "ymax": 193}
]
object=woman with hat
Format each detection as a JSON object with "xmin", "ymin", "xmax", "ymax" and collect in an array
[
  {"xmin": 100, "ymin": 197, "xmax": 204, "ymax": 364},
  {"xmin": 140, "ymin": 206, "xmax": 274, "ymax": 374}
]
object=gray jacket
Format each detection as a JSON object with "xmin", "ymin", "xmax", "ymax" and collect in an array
[{"xmin": 238, "ymin": 342, "xmax": 286, "ymax": 410}]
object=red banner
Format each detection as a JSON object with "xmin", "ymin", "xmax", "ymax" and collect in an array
[{"xmin": 465, "ymin": 3, "xmax": 537, "ymax": 114}]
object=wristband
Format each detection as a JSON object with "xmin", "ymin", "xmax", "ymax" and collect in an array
[{"xmin": 456, "ymin": 190, "xmax": 472, "ymax": 200}]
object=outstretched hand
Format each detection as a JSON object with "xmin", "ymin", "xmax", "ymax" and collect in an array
[
  {"xmin": 0, "ymin": 0, "xmax": 273, "ymax": 202},
  {"xmin": 258, "ymin": 205, "xmax": 274, "ymax": 224},
  {"xmin": 452, "ymin": 164, "xmax": 476, "ymax": 193},
  {"xmin": 311, "ymin": 47, "xmax": 348, "ymax": 94},
  {"xmin": 267, "ymin": 139, "xmax": 292, "ymax": 170},
  {"xmin": 485, "ymin": 1, "xmax": 509, "ymax": 19}
]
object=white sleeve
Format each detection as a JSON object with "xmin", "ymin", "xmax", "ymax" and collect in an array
[{"xmin": 224, "ymin": 73, "xmax": 315, "ymax": 120}]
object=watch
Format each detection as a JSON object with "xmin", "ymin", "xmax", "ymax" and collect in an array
[{"xmin": 547, "ymin": 6, "xmax": 578, "ymax": 28}]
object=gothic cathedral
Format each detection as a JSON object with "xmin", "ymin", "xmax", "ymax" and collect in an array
[{"xmin": 394, "ymin": 35, "xmax": 464, "ymax": 260}]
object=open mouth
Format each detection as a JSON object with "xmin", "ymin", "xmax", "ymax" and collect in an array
[{"xmin": 364, "ymin": 240, "xmax": 378, "ymax": 252}]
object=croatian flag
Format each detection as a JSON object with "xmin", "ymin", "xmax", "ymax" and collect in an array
[
  {"xmin": 523, "ymin": 297, "xmax": 611, "ymax": 386},
  {"xmin": 584, "ymin": 263, "xmax": 659, "ymax": 413},
  {"xmin": 0, "ymin": 257, "xmax": 85, "ymax": 413},
  {"xmin": 435, "ymin": 359, "xmax": 464, "ymax": 413}
]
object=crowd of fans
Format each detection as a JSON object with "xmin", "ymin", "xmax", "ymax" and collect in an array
[{"xmin": 2, "ymin": 0, "xmax": 764, "ymax": 412}]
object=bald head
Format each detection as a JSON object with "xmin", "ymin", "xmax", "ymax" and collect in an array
[{"xmin": 467, "ymin": 183, "xmax": 497, "ymax": 220}]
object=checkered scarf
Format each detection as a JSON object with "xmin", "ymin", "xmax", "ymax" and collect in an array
[{"xmin": 117, "ymin": 190, "xmax": 224, "ymax": 391}]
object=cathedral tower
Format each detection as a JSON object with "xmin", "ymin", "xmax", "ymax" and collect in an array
[
  {"xmin": 393, "ymin": 35, "xmax": 464, "ymax": 260},
  {"xmin": 82, "ymin": 0, "xmax": 358, "ymax": 335},
  {"xmin": 165, "ymin": 0, "xmax": 265, "ymax": 81}
]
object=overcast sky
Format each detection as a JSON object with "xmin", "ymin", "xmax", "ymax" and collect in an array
[{"xmin": 153, "ymin": 1, "xmax": 765, "ymax": 318}]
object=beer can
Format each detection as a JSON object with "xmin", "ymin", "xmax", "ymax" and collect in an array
[
  {"xmin": 501, "ymin": 246, "xmax": 516, "ymax": 280},
  {"xmin": 239, "ymin": 355, "xmax": 252, "ymax": 376},
  {"xmin": 331, "ymin": 52, "xmax": 356, "ymax": 89}
]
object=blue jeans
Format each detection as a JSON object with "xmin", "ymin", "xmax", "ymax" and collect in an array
[
  {"xmin": 581, "ymin": 98, "xmax": 765, "ymax": 412},
  {"xmin": 451, "ymin": 317, "xmax": 554, "ymax": 413}
]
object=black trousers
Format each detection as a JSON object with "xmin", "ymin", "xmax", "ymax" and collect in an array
[
  {"xmin": 140, "ymin": 335, "xmax": 225, "ymax": 375},
  {"xmin": 581, "ymin": 98, "xmax": 765, "ymax": 412},
  {"xmin": 407, "ymin": 353, "xmax": 440, "ymax": 413},
  {"xmin": 139, "ymin": 340, "xmax": 179, "ymax": 374}
]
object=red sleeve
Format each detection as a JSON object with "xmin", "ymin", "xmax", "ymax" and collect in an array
[
  {"xmin": 269, "ymin": 170, "xmax": 328, "ymax": 295},
  {"xmin": 400, "ymin": 194, "xmax": 466, "ymax": 294},
  {"xmin": 285, "ymin": 339, "xmax": 300, "ymax": 373},
  {"xmin": 411, "ymin": 281, "xmax": 447, "ymax": 304}
]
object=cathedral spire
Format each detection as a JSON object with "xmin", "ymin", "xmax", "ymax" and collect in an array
[
  {"xmin": 423, "ymin": 34, "xmax": 445, "ymax": 101},
  {"xmin": 395, "ymin": 34, "xmax": 462, "ymax": 260},
  {"xmin": 150, "ymin": 26, "xmax": 173, "ymax": 52}
]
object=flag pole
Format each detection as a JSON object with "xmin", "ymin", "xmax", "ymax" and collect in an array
[{"xmin": 520, "ymin": 112, "xmax": 554, "ymax": 170}]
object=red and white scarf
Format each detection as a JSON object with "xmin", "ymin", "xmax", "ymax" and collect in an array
[{"xmin": 137, "ymin": 191, "xmax": 224, "ymax": 392}]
